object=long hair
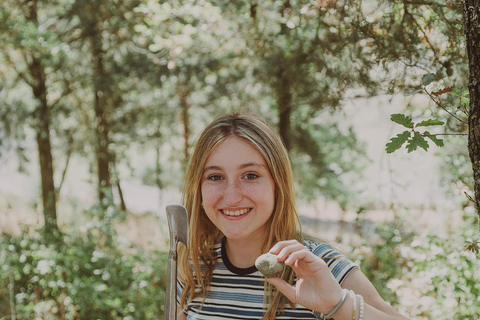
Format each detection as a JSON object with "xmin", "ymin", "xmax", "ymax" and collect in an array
[{"xmin": 178, "ymin": 114, "xmax": 302, "ymax": 319}]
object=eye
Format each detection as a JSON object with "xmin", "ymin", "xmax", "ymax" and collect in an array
[
  {"xmin": 207, "ymin": 174, "xmax": 223, "ymax": 181},
  {"xmin": 244, "ymin": 173, "xmax": 259, "ymax": 180}
]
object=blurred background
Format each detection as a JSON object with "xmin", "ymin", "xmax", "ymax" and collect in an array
[{"xmin": 1, "ymin": 0, "xmax": 479, "ymax": 319}]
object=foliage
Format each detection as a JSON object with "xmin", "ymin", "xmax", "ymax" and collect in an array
[
  {"xmin": 290, "ymin": 108, "xmax": 368, "ymax": 205},
  {"xmin": 352, "ymin": 220, "xmax": 416, "ymax": 304},
  {"xmin": 2, "ymin": 0, "xmax": 471, "ymax": 214},
  {"xmin": 357, "ymin": 0, "xmax": 467, "ymax": 91},
  {"xmin": 0, "ymin": 219, "xmax": 168, "ymax": 319},
  {"xmin": 353, "ymin": 214, "xmax": 480, "ymax": 319},
  {"xmin": 386, "ymin": 72, "xmax": 469, "ymax": 154},
  {"xmin": 386, "ymin": 113, "xmax": 445, "ymax": 153}
]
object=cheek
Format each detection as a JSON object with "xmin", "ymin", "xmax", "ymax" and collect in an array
[
  {"xmin": 201, "ymin": 184, "xmax": 220, "ymax": 205},
  {"xmin": 247, "ymin": 182, "xmax": 275, "ymax": 205}
]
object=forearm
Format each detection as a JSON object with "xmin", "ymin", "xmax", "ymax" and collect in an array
[{"xmin": 329, "ymin": 292, "xmax": 409, "ymax": 320}]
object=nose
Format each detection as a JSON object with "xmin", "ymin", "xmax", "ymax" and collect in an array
[{"xmin": 223, "ymin": 179, "xmax": 243, "ymax": 205}]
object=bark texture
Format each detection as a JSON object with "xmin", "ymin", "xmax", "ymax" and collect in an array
[
  {"xmin": 463, "ymin": 2, "xmax": 480, "ymax": 225},
  {"xmin": 26, "ymin": 0, "xmax": 59, "ymax": 237},
  {"xmin": 179, "ymin": 89, "xmax": 191, "ymax": 169},
  {"xmin": 88, "ymin": 7, "xmax": 113, "ymax": 206},
  {"xmin": 277, "ymin": 67, "xmax": 293, "ymax": 151}
]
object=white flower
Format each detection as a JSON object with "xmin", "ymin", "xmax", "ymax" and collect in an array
[{"xmin": 37, "ymin": 260, "xmax": 53, "ymax": 275}]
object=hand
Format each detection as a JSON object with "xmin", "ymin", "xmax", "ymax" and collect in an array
[{"xmin": 266, "ymin": 240, "xmax": 344, "ymax": 314}]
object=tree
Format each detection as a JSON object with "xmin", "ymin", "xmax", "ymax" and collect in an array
[
  {"xmin": 216, "ymin": 0, "xmax": 372, "ymax": 201},
  {"xmin": 145, "ymin": 0, "xmax": 371, "ymax": 203},
  {"xmin": 65, "ymin": 0, "xmax": 165, "ymax": 209},
  {"xmin": 0, "ymin": 0, "xmax": 69, "ymax": 240},
  {"xmin": 463, "ymin": 1, "xmax": 480, "ymax": 229},
  {"xmin": 138, "ymin": 0, "xmax": 251, "ymax": 179},
  {"xmin": 368, "ymin": 0, "xmax": 480, "ymax": 236}
]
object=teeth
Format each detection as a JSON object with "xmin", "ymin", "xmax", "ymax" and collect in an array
[{"xmin": 223, "ymin": 209, "xmax": 249, "ymax": 216}]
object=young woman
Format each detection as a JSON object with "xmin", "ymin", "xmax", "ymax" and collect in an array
[{"xmin": 177, "ymin": 114, "xmax": 410, "ymax": 320}]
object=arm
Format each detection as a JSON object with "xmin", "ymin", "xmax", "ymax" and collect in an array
[
  {"xmin": 267, "ymin": 240, "xmax": 410, "ymax": 320},
  {"xmin": 341, "ymin": 268, "xmax": 410, "ymax": 320},
  {"xmin": 177, "ymin": 311, "xmax": 187, "ymax": 320}
]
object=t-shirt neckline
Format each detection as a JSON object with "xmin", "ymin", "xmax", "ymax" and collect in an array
[{"xmin": 221, "ymin": 237, "xmax": 258, "ymax": 275}]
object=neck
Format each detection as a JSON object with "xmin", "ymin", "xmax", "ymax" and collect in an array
[{"xmin": 224, "ymin": 235, "xmax": 267, "ymax": 268}]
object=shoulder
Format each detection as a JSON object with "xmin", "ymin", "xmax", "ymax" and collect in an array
[
  {"xmin": 303, "ymin": 238, "xmax": 341, "ymax": 257},
  {"xmin": 302, "ymin": 237, "xmax": 342, "ymax": 258},
  {"xmin": 303, "ymin": 237, "xmax": 359, "ymax": 285}
]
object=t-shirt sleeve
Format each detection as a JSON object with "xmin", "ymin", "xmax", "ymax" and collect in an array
[
  {"xmin": 176, "ymin": 278, "xmax": 189, "ymax": 316},
  {"xmin": 306, "ymin": 240, "xmax": 359, "ymax": 285},
  {"xmin": 176, "ymin": 278, "xmax": 184, "ymax": 306}
]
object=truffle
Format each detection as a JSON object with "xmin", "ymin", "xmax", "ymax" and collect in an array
[{"xmin": 255, "ymin": 253, "xmax": 284, "ymax": 278}]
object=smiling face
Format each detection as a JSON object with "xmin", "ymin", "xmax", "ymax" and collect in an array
[{"xmin": 201, "ymin": 136, "xmax": 276, "ymax": 242}]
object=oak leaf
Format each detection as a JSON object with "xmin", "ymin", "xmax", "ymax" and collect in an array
[{"xmin": 431, "ymin": 86, "xmax": 453, "ymax": 97}]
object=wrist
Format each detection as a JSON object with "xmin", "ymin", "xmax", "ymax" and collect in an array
[
  {"xmin": 331, "ymin": 291, "xmax": 365, "ymax": 320},
  {"xmin": 314, "ymin": 289, "xmax": 349, "ymax": 320},
  {"xmin": 330, "ymin": 291, "xmax": 354, "ymax": 320}
]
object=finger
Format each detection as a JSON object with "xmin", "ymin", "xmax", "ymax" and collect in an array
[
  {"xmin": 269, "ymin": 240, "xmax": 299, "ymax": 254},
  {"xmin": 276, "ymin": 243, "xmax": 309, "ymax": 262},
  {"xmin": 265, "ymin": 277, "xmax": 297, "ymax": 303},
  {"xmin": 275, "ymin": 242, "xmax": 304, "ymax": 258},
  {"xmin": 283, "ymin": 249, "xmax": 318, "ymax": 266}
]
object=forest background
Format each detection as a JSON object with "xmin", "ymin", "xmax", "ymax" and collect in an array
[{"xmin": 1, "ymin": 0, "xmax": 480, "ymax": 319}]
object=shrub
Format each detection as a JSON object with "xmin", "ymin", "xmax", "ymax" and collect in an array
[
  {"xmin": 0, "ymin": 220, "xmax": 168, "ymax": 319},
  {"xmin": 353, "ymin": 214, "xmax": 480, "ymax": 320}
]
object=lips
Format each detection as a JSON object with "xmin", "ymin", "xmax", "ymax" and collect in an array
[{"xmin": 221, "ymin": 208, "xmax": 251, "ymax": 217}]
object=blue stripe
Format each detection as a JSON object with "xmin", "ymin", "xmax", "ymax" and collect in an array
[{"xmin": 181, "ymin": 237, "xmax": 359, "ymax": 319}]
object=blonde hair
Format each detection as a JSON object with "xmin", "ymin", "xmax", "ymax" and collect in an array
[{"xmin": 178, "ymin": 114, "xmax": 302, "ymax": 319}]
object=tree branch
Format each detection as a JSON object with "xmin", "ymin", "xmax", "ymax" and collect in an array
[
  {"xmin": 424, "ymin": 88, "xmax": 468, "ymax": 124},
  {"xmin": 55, "ymin": 134, "xmax": 74, "ymax": 201},
  {"xmin": 410, "ymin": 13, "xmax": 440, "ymax": 63},
  {"xmin": 422, "ymin": 133, "xmax": 468, "ymax": 136}
]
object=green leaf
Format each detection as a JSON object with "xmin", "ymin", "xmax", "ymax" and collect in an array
[
  {"xmin": 423, "ymin": 131, "xmax": 444, "ymax": 147},
  {"xmin": 404, "ymin": 88, "xmax": 423, "ymax": 96},
  {"xmin": 416, "ymin": 119, "xmax": 444, "ymax": 127},
  {"xmin": 422, "ymin": 73, "xmax": 436, "ymax": 86},
  {"xmin": 386, "ymin": 131, "xmax": 411, "ymax": 153},
  {"xmin": 449, "ymin": 89, "xmax": 461, "ymax": 96},
  {"xmin": 406, "ymin": 132, "xmax": 429, "ymax": 152},
  {"xmin": 461, "ymin": 96, "xmax": 470, "ymax": 107},
  {"xmin": 390, "ymin": 114, "xmax": 414, "ymax": 128}
]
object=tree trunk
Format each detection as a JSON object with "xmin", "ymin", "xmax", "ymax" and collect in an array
[
  {"xmin": 463, "ymin": 2, "xmax": 480, "ymax": 230},
  {"xmin": 116, "ymin": 180, "xmax": 127, "ymax": 212},
  {"xmin": 277, "ymin": 67, "xmax": 293, "ymax": 151},
  {"xmin": 277, "ymin": 1, "xmax": 293, "ymax": 151},
  {"xmin": 155, "ymin": 123, "xmax": 163, "ymax": 190},
  {"xmin": 26, "ymin": 0, "xmax": 59, "ymax": 238},
  {"xmin": 32, "ymin": 61, "xmax": 58, "ymax": 238},
  {"xmin": 179, "ymin": 90, "xmax": 190, "ymax": 172},
  {"xmin": 89, "ymin": 17, "xmax": 113, "ymax": 207}
]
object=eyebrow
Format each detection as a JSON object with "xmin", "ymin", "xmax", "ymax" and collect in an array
[{"xmin": 203, "ymin": 162, "xmax": 267, "ymax": 173}]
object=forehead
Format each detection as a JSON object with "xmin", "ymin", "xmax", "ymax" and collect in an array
[{"xmin": 205, "ymin": 136, "xmax": 267, "ymax": 166}]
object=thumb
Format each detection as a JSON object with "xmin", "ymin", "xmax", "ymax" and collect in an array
[{"xmin": 266, "ymin": 277, "xmax": 296, "ymax": 302}]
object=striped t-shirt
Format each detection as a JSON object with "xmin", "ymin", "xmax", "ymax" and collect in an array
[{"xmin": 178, "ymin": 237, "xmax": 358, "ymax": 320}]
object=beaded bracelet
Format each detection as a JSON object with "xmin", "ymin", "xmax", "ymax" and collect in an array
[
  {"xmin": 314, "ymin": 288, "xmax": 349, "ymax": 320},
  {"xmin": 356, "ymin": 294, "xmax": 365, "ymax": 320},
  {"xmin": 349, "ymin": 290, "xmax": 357, "ymax": 320}
]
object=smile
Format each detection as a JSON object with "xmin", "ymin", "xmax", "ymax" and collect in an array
[{"xmin": 221, "ymin": 208, "xmax": 251, "ymax": 216}]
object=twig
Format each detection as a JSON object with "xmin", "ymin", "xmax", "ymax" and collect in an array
[
  {"xmin": 56, "ymin": 134, "xmax": 74, "ymax": 201},
  {"xmin": 465, "ymin": 191, "xmax": 476, "ymax": 203},
  {"xmin": 410, "ymin": 13, "xmax": 439, "ymax": 63},
  {"xmin": 422, "ymin": 133, "xmax": 468, "ymax": 136},
  {"xmin": 424, "ymin": 88, "xmax": 468, "ymax": 124},
  {"xmin": 458, "ymin": 95, "xmax": 470, "ymax": 116}
]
